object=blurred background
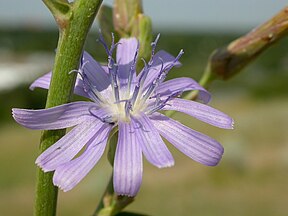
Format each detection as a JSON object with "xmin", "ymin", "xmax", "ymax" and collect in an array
[{"xmin": 1, "ymin": 0, "xmax": 288, "ymax": 215}]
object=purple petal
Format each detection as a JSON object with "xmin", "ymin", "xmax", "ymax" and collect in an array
[
  {"xmin": 53, "ymin": 124, "xmax": 112, "ymax": 192},
  {"xmin": 29, "ymin": 72, "xmax": 89, "ymax": 98},
  {"xmin": 82, "ymin": 51, "xmax": 111, "ymax": 92},
  {"xmin": 162, "ymin": 98, "xmax": 234, "ymax": 129},
  {"xmin": 133, "ymin": 113, "xmax": 174, "ymax": 168},
  {"xmin": 113, "ymin": 121, "xmax": 143, "ymax": 197},
  {"xmin": 156, "ymin": 77, "xmax": 211, "ymax": 103},
  {"xmin": 138, "ymin": 50, "xmax": 181, "ymax": 90},
  {"xmin": 12, "ymin": 101, "xmax": 97, "ymax": 130},
  {"xmin": 116, "ymin": 38, "xmax": 138, "ymax": 86},
  {"xmin": 36, "ymin": 118, "xmax": 105, "ymax": 172},
  {"xmin": 101, "ymin": 65, "xmax": 109, "ymax": 74},
  {"xmin": 72, "ymin": 78, "xmax": 91, "ymax": 98},
  {"xmin": 150, "ymin": 113, "xmax": 224, "ymax": 166},
  {"xmin": 30, "ymin": 72, "xmax": 52, "ymax": 91}
]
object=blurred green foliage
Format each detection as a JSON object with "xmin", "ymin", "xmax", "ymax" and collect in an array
[{"xmin": 0, "ymin": 29, "xmax": 58, "ymax": 52}]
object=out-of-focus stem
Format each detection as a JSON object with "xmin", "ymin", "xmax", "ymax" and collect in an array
[
  {"xmin": 93, "ymin": 178, "xmax": 134, "ymax": 216},
  {"xmin": 93, "ymin": 175, "xmax": 115, "ymax": 216}
]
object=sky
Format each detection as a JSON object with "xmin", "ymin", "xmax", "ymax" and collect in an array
[{"xmin": 0, "ymin": 0, "xmax": 287, "ymax": 32}]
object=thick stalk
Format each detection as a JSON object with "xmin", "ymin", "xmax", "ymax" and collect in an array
[{"xmin": 34, "ymin": 1, "xmax": 102, "ymax": 215}]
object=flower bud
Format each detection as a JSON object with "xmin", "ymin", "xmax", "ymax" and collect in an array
[
  {"xmin": 113, "ymin": 0, "xmax": 143, "ymax": 36},
  {"xmin": 131, "ymin": 14, "xmax": 153, "ymax": 61},
  {"xmin": 209, "ymin": 7, "xmax": 288, "ymax": 80}
]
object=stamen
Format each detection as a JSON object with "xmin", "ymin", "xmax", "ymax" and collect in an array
[
  {"xmin": 149, "ymin": 33, "xmax": 160, "ymax": 66},
  {"xmin": 130, "ymin": 84, "xmax": 140, "ymax": 105},
  {"xmin": 141, "ymin": 58, "xmax": 164, "ymax": 102},
  {"xmin": 141, "ymin": 49, "xmax": 184, "ymax": 105},
  {"xmin": 145, "ymin": 91, "xmax": 183, "ymax": 114},
  {"xmin": 112, "ymin": 64, "xmax": 120, "ymax": 103},
  {"xmin": 138, "ymin": 58, "xmax": 149, "ymax": 86},
  {"xmin": 131, "ymin": 34, "xmax": 162, "ymax": 105},
  {"xmin": 127, "ymin": 40, "xmax": 140, "ymax": 94},
  {"xmin": 134, "ymin": 58, "xmax": 157, "ymax": 101},
  {"xmin": 155, "ymin": 93, "xmax": 161, "ymax": 104},
  {"xmin": 124, "ymin": 100, "xmax": 132, "ymax": 118},
  {"xmin": 139, "ymin": 34, "xmax": 161, "ymax": 85},
  {"xmin": 68, "ymin": 61, "xmax": 104, "ymax": 105},
  {"xmin": 98, "ymin": 32, "xmax": 121, "ymax": 104},
  {"xmin": 129, "ymin": 59, "xmax": 150, "ymax": 108},
  {"xmin": 99, "ymin": 32, "xmax": 120, "ymax": 72},
  {"xmin": 88, "ymin": 107, "xmax": 114, "ymax": 124},
  {"xmin": 161, "ymin": 49, "xmax": 184, "ymax": 80},
  {"xmin": 98, "ymin": 30, "xmax": 111, "ymax": 56}
]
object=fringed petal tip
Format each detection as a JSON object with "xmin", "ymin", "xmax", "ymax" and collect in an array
[
  {"xmin": 12, "ymin": 108, "xmax": 34, "ymax": 120},
  {"xmin": 35, "ymin": 153, "xmax": 62, "ymax": 173},
  {"xmin": 230, "ymin": 119, "xmax": 235, "ymax": 130},
  {"xmin": 115, "ymin": 192, "xmax": 137, "ymax": 198},
  {"xmin": 218, "ymin": 116, "xmax": 234, "ymax": 130},
  {"xmin": 12, "ymin": 108, "xmax": 37, "ymax": 124},
  {"xmin": 53, "ymin": 179, "xmax": 71, "ymax": 192},
  {"xmin": 157, "ymin": 161, "xmax": 175, "ymax": 169},
  {"xmin": 36, "ymin": 165, "xmax": 52, "ymax": 173},
  {"xmin": 52, "ymin": 173, "xmax": 73, "ymax": 192},
  {"xmin": 35, "ymin": 159, "xmax": 54, "ymax": 173},
  {"xmin": 12, "ymin": 108, "xmax": 22, "ymax": 117},
  {"xmin": 114, "ymin": 121, "xmax": 143, "ymax": 199},
  {"xmin": 222, "ymin": 116, "xmax": 234, "ymax": 130},
  {"xmin": 11, "ymin": 108, "xmax": 18, "ymax": 120},
  {"xmin": 52, "ymin": 168, "xmax": 75, "ymax": 192},
  {"xmin": 12, "ymin": 108, "xmax": 29, "ymax": 128}
]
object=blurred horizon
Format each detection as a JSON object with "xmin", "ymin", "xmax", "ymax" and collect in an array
[{"xmin": 1, "ymin": 0, "xmax": 287, "ymax": 33}]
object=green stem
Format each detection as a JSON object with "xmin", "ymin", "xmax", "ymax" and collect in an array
[
  {"xmin": 184, "ymin": 63, "xmax": 216, "ymax": 101},
  {"xmin": 93, "ymin": 175, "xmax": 114, "ymax": 216},
  {"xmin": 165, "ymin": 63, "xmax": 216, "ymax": 118},
  {"xmin": 93, "ymin": 174, "xmax": 134, "ymax": 216},
  {"xmin": 34, "ymin": 1, "xmax": 102, "ymax": 216}
]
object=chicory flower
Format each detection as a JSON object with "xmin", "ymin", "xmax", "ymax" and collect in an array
[{"xmin": 12, "ymin": 35, "xmax": 233, "ymax": 196}]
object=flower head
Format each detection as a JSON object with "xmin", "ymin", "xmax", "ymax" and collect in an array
[{"xmin": 12, "ymin": 35, "xmax": 233, "ymax": 196}]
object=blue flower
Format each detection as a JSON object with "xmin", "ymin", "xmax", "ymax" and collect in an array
[{"xmin": 13, "ymin": 35, "xmax": 233, "ymax": 196}]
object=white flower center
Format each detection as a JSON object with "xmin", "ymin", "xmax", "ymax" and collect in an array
[{"xmin": 101, "ymin": 85, "xmax": 149, "ymax": 122}]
